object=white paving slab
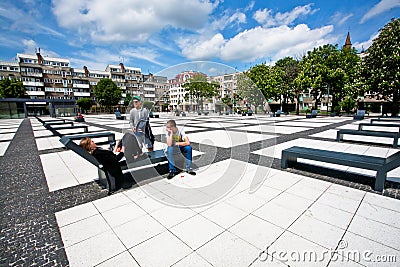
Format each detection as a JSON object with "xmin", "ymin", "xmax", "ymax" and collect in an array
[
  {"xmin": 188, "ymin": 129, "xmax": 276, "ymax": 148},
  {"xmin": 0, "ymin": 141, "xmax": 10, "ymax": 156}
]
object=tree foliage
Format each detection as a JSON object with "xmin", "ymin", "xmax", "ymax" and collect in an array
[
  {"xmin": 246, "ymin": 63, "xmax": 283, "ymax": 110},
  {"xmin": 294, "ymin": 44, "xmax": 360, "ymax": 111},
  {"xmin": 274, "ymin": 57, "xmax": 300, "ymax": 113},
  {"xmin": 0, "ymin": 78, "xmax": 27, "ymax": 98},
  {"xmin": 183, "ymin": 74, "xmax": 219, "ymax": 111},
  {"xmin": 76, "ymin": 98, "xmax": 94, "ymax": 114},
  {"xmin": 236, "ymin": 72, "xmax": 265, "ymax": 113},
  {"xmin": 361, "ymin": 17, "xmax": 400, "ymax": 115},
  {"xmin": 94, "ymin": 78, "xmax": 122, "ymax": 113}
]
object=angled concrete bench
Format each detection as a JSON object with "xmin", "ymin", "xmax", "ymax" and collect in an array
[
  {"xmin": 59, "ymin": 136, "xmax": 167, "ymax": 194},
  {"xmin": 306, "ymin": 110, "xmax": 318, "ymax": 118},
  {"xmin": 281, "ymin": 146, "xmax": 400, "ymax": 192},
  {"xmin": 358, "ymin": 123, "xmax": 400, "ymax": 132},
  {"xmin": 336, "ymin": 129, "xmax": 399, "ymax": 148}
]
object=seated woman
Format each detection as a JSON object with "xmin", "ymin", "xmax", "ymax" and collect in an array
[
  {"xmin": 79, "ymin": 132, "xmax": 143, "ymax": 190},
  {"xmin": 75, "ymin": 112, "xmax": 85, "ymax": 122}
]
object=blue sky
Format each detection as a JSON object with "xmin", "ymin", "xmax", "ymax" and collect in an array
[{"xmin": 0, "ymin": 0, "xmax": 399, "ymax": 78}]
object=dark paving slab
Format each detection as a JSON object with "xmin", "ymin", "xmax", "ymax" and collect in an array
[{"xmin": 0, "ymin": 119, "xmax": 107, "ymax": 267}]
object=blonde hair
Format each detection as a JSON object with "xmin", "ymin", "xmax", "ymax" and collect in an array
[{"xmin": 79, "ymin": 137, "xmax": 93, "ymax": 154}]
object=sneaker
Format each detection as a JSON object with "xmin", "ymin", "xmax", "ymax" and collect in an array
[
  {"xmin": 186, "ymin": 169, "xmax": 196, "ymax": 175},
  {"xmin": 167, "ymin": 171, "xmax": 177, "ymax": 179}
]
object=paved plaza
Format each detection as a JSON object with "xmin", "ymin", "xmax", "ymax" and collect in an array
[{"xmin": 1, "ymin": 113, "xmax": 400, "ymax": 266}]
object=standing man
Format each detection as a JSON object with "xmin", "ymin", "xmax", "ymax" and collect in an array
[
  {"xmin": 165, "ymin": 119, "xmax": 196, "ymax": 179},
  {"xmin": 129, "ymin": 95, "xmax": 154, "ymax": 152}
]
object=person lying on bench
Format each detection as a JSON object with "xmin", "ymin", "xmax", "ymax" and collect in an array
[{"xmin": 79, "ymin": 133, "xmax": 143, "ymax": 189}]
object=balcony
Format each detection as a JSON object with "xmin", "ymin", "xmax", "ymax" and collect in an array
[
  {"xmin": 144, "ymin": 94, "xmax": 156, "ymax": 98},
  {"xmin": 73, "ymin": 92, "xmax": 91, "ymax": 97},
  {"xmin": 23, "ymin": 81, "xmax": 44, "ymax": 87},
  {"xmin": 21, "ymin": 72, "xmax": 43, "ymax": 77},
  {"xmin": 72, "ymin": 83, "xmax": 90, "ymax": 89},
  {"xmin": 26, "ymin": 91, "xmax": 45, "ymax": 96}
]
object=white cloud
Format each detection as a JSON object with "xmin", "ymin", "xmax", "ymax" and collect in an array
[
  {"xmin": 360, "ymin": 0, "xmax": 400, "ymax": 23},
  {"xmin": 52, "ymin": 0, "xmax": 216, "ymax": 43},
  {"xmin": 352, "ymin": 32, "xmax": 379, "ymax": 51},
  {"xmin": 331, "ymin": 12, "xmax": 353, "ymax": 26},
  {"xmin": 219, "ymin": 24, "xmax": 334, "ymax": 62},
  {"xmin": 180, "ymin": 34, "xmax": 225, "ymax": 60},
  {"xmin": 178, "ymin": 23, "xmax": 335, "ymax": 63},
  {"xmin": 0, "ymin": 2, "xmax": 64, "ymax": 37},
  {"xmin": 21, "ymin": 39, "xmax": 60, "ymax": 58},
  {"xmin": 253, "ymin": 4, "xmax": 317, "ymax": 27}
]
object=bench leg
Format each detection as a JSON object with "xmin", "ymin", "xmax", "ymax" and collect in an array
[
  {"xmin": 281, "ymin": 151, "xmax": 297, "ymax": 168},
  {"xmin": 374, "ymin": 170, "xmax": 386, "ymax": 192},
  {"xmin": 84, "ymin": 127, "xmax": 88, "ymax": 133},
  {"xmin": 98, "ymin": 169, "xmax": 117, "ymax": 194},
  {"xmin": 336, "ymin": 132, "xmax": 343, "ymax": 142},
  {"xmin": 393, "ymin": 137, "xmax": 398, "ymax": 148}
]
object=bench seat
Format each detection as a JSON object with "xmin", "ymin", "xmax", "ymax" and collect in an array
[
  {"xmin": 59, "ymin": 136, "xmax": 167, "ymax": 194},
  {"xmin": 281, "ymin": 146, "xmax": 400, "ymax": 192},
  {"xmin": 63, "ymin": 132, "xmax": 116, "ymax": 142},
  {"xmin": 358, "ymin": 123, "xmax": 400, "ymax": 132},
  {"xmin": 43, "ymin": 121, "xmax": 74, "ymax": 127},
  {"xmin": 336, "ymin": 129, "xmax": 399, "ymax": 148},
  {"xmin": 306, "ymin": 110, "xmax": 318, "ymax": 118},
  {"xmin": 371, "ymin": 118, "xmax": 400, "ymax": 123},
  {"xmin": 46, "ymin": 125, "xmax": 89, "ymax": 136}
]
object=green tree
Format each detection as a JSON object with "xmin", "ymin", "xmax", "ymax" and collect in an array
[
  {"xmin": 236, "ymin": 72, "xmax": 265, "ymax": 114},
  {"xmin": 183, "ymin": 74, "xmax": 219, "ymax": 111},
  {"xmin": 361, "ymin": 18, "xmax": 400, "ymax": 116},
  {"xmin": 0, "ymin": 78, "xmax": 27, "ymax": 98},
  {"xmin": 94, "ymin": 78, "xmax": 122, "ymax": 113},
  {"xmin": 339, "ymin": 95, "xmax": 356, "ymax": 114},
  {"xmin": 295, "ymin": 44, "xmax": 360, "ymax": 111},
  {"xmin": 76, "ymin": 98, "xmax": 94, "ymax": 114},
  {"xmin": 246, "ymin": 63, "xmax": 282, "ymax": 105},
  {"xmin": 274, "ymin": 57, "xmax": 300, "ymax": 113},
  {"xmin": 124, "ymin": 92, "xmax": 132, "ymax": 107}
]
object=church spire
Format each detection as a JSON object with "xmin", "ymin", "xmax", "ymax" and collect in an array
[{"xmin": 343, "ymin": 32, "xmax": 352, "ymax": 49}]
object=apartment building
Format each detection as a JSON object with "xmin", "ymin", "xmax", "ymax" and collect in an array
[
  {"xmin": 168, "ymin": 71, "xmax": 207, "ymax": 112},
  {"xmin": 143, "ymin": 74, "xmax": 169, "ymax": 111},
  {"xmin": 0, "ymin": 49, "xmax": 144, "ymax": 103}
]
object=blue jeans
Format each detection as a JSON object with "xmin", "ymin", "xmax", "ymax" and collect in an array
[{"xmin": 167, "ymin": 145, "xmax": 192, "ymax": 172}]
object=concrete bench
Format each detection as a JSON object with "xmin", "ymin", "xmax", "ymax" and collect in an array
[
  {"xmin": 63, "ymin": 132, "xmax": 116, "ymax": 143},
  {"xmin": 336, "ymin": 129, "xmax": 399, "ymax": 148},
  {"xmin": 59, "ymin": 136, "xmax": 167, "ymax": 194},
  {"xmin": 46, "ymin": 125, "xmax": 89, "ymax": 136},
  {"xmin": 43, "ymin": 121, "xmax": 74, "ymax": 127},
  {"xmin": 371, "ymin": 118, "xmax": 400, "ymax": 123},
  {"xmin": 306, "ymin": 110, "xmax": 318, "ymax": 118},
  {"xmin": 281, "ymin": 146, "xmax": 400, "ymax": 192},
  {"xmin": 358, "ymin": 123, "xmax": 400, "ymax": 132},
  {"xmin": 353, "ymin": 110, "xmax": 366, "ymax": 120},
  {"xmin": 272, "ymin": 110, "xmax": 282, "ymax": 117}
]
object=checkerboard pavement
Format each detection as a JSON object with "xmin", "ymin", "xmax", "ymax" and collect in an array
[{"xmin": 1, "ymin": 113, "xmax": 399, "ymax": 266}]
